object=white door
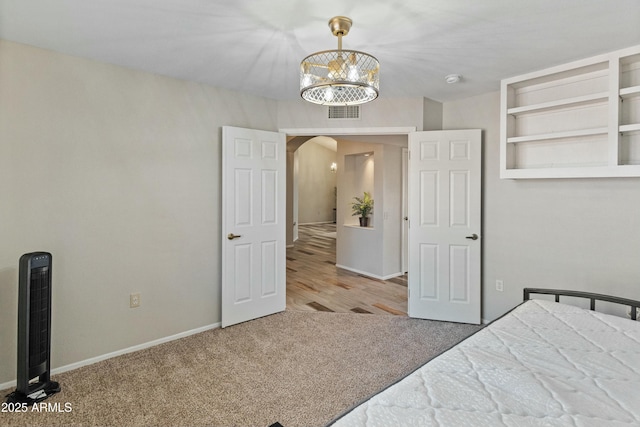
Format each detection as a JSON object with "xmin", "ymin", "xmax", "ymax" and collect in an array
[
  {"xmin": 402, "ymin": 148, "xmax": 409, "ymax": 273},
  {"xmin": 222, "ymin": 126, "xmax": 286, "ymax": 328},
  {"xmin": 408, "ymin": 130, "xmax": 481, "ymax": 324}
]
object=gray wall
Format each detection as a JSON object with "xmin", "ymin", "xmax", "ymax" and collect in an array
[
  {"xmin": 296, "ymin": 141, "xmax": 337, "ymax": 224},
  {"xmin": 0, "ymin": 40, "xmax": 278, "ymax": 384},
  {"xmin": 3, "ymin": 36, "xmax": 639, "ymax": 386},
  {"xmin": 443, "ymin": 91, "xmax": 640, "ymax": 322}
]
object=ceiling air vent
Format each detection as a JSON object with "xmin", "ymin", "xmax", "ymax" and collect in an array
[{"xmin": 328, "ymin": 105, "xmax": 360, "ymax": 120}]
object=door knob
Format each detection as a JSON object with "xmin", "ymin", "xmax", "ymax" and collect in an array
[
  {"xmin": 466, "ymin": 233, "xmax": 479, "ymax": 240},
  {"xmin": 227, "ymin": 233, "xmax": 242, "ymax": 240}
]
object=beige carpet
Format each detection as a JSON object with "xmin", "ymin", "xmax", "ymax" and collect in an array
[{"xmin": 1, "ymin": 311, "xmax": 481, "ymax": 427}]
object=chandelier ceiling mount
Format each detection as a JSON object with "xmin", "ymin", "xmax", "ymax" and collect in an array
[{"xmin": 300, "ymin": 16, "xmax": 380, "ymax": 106}]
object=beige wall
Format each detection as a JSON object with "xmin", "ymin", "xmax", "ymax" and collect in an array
[
  {"xmin": 443, "ymin": 91, "xmax": 640, "ymax": 322},
  {"xmin": 4, "ymin": 35, "xmax": 639, "ymax": 386},
  {"xmin": 278, "ymin": 97, "xmax": 424, "ymax": 130},
  {"xmin": 296, "ymin": 141, "xmax": 337, "ymax": 224},
  {"xmin": 381, "ymin": 144, "xmax": 404, "ymax": 277},
  {"xmin": 423, "ymin": 97, "xmax": 443, "ymax": 131},
  {"xmin": 0, "ymin": 40, "xmax": 278, "ymax": 384}
]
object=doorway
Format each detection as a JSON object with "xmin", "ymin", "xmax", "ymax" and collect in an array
[
  {"xmin": 222, "ymin": 126, "xmax": 481, "ymax": 325},
  {"xmin": 285, "ymin": 131, "xmax": 410, "ymax": 315}
]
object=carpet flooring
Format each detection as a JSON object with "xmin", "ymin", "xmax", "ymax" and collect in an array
[{"xmin": 1, "ymin": 311, "xmax": 481, "ymax": 427}]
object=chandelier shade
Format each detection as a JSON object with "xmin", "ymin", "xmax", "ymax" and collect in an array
[{"xmin": 300, "ymin": 17, "xmax": 379, "ymax": 106}]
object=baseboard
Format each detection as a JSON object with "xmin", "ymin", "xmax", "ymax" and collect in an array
[
  {"xmin": 380, "ymin": 272, "xmax": 404, "ymax": 280},
  {"xmin": 0, "ymin": 322, "xmax": 221, "ymax": 392},
  {"xmin": 335, "ymin": 264, "xmax": 403, "ymax": 281}
]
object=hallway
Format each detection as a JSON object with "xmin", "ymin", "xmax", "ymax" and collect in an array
[{"xmin": 286, "ymin": 223, "xmax": 408, "ymax": 315}]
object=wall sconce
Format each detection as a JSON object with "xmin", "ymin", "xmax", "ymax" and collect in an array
[{"xmin": 330, "ymin": 162, "xmax": 337, "ymax": 173}]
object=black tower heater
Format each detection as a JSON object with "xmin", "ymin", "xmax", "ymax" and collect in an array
[{"xmin": 6, "ymin": 252, "xmax": 60, "ymax": 404}]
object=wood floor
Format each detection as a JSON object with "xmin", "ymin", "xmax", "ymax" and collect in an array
[{"xmin": 286, "ymin": 223, "xmax": 408, "ymax": 316}]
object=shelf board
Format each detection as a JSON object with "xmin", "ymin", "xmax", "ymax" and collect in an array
[
  {"xmin": 619, "ymin": 123, "xmax": 640, "ymax": 133},
  {"xmin": 507, "ymin": 92, "xmax": 609, "ymax": 115},
  {"xmin": 502, "ymin": 164, "xmax": 640, "ymax": 179},
  {"xmin": 619, "ymin": 85, "xmax": 640, "ymax": 99},
  {"xmin": 343, "ymin": 224, "xmax": 375, "ymax": 230},
  {"xmin": 505, "ymin": 62, "xmax": 609, "ymax": 89},
  {"xmin": 507, "ymin": 127, "xmax": 609, "ymax": 144}
]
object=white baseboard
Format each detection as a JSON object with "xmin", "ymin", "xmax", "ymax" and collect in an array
[
  {"xmin": 380, "ymin": 272, "xmax": 405, "ymax": 281},
  {"xmin": 0, "ymin": 380, "xmax": 14, "ymax": 391},
  {"xmin": 0, "ymin": 322, "xmax": 220, "ymax": 392},
  {"xmin": 335, "ymin": 264, "xmax": 404, "ymax": 281}
]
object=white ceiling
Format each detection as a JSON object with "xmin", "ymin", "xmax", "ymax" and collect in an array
[{"xmin": 1, "ymin": 0, "xmax": 639, "ymax": 103}]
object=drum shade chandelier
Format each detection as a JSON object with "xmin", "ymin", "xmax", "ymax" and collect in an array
[{"xmin": 300, "ymin": 16, "xmax": 379, "ymax": 106}]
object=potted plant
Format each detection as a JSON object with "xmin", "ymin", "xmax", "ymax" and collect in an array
[{"xmin": 351, "ymin": 191, "xmax": 374, "ymax": 227}]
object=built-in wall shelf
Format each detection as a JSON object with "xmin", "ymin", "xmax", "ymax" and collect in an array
[
  {"xmin": 500, "ymin": 165, "xmax": 640, "ymax": 179},
  {"xmin": 620, "ymin": 85, "xmax": 640, "ymax": 99},
  {"xmin": 506, "ymin": 92, "xmax": 609, "ymax": 116},
  {"xmin": 343, "ymin": 152, "xmax": 375, "ymax": 227},
  {"xmin": 343, "ymin": 224, "xmax": 375, "ymax": 230},
  {"xmin": 620, "ymin": 123, "xmax": 640, "ymax": 133},
  {"xmin": 500, "ymin": 44, "xmax": 640, "ymax": 179},
  {"xmin": 506, "ymin": 128, "xmax": 609, "ymax": 144}
]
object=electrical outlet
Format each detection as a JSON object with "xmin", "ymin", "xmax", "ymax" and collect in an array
[
  {"xmin": 130, "ymin": 293, "xmax": 141, "ymax": 308},
  {"xmin": 496, "ymin": 280, "xmax": 504, "ymax": 292}
]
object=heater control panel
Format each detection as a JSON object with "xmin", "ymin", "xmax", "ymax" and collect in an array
[{"xmin": 28, "ymin": 253, "xmax": 50, "ymax": 269}]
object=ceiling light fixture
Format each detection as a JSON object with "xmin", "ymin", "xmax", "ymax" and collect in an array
[{"xmin": 300, "ymin": 16, "xmax": 379, "ymax": 106}]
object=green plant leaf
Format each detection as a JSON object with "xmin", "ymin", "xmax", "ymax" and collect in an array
[{"xmin": 350, "ymin": 191, "xmax": 374, "ymax": 217}]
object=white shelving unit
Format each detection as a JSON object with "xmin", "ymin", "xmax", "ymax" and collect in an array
[
  {"xmin": 500, "ymin": 44, "xmax": 640, "ymax": 178},
  {"xmin": 619, "ymin": 51, "xmax": 640, "ymax": 169}
]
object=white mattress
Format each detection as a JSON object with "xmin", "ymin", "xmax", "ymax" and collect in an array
[{"xmin": 332, "ymin": 299, "xmax": 640, "ymax": 427}]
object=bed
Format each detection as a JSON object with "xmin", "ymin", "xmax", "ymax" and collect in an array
[{"xmin": 330, "ymin": 288, "xmax": 640, "ymax": 427}]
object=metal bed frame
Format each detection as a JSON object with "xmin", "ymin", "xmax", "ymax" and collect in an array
[{"xmin": 524, "ymin": 288, "xmax": 640, "ymax": 321}]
